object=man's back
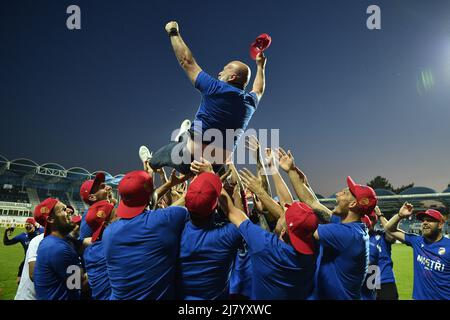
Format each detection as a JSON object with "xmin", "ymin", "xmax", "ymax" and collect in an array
[
  {"xmin": 102, "ymin": 206, "xmax": 188, "ymax": 300},
  {"xmin": 239, "ymin": 220, "xmax": 316, "ymax": 300},
  {"xmin": 177, "ymin": 221, "xmax": 241, "ymax": 300},
  {"xmin": 316, "ymin": 222, "xmax": 369, "ymax": 300},
  {"xmin": 83, "ymin": 240, "xmax": 111, "ymax": 300}
]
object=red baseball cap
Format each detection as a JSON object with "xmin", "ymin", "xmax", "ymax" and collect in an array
[
  {"xmin": 185, "ymin": 172, "xmax": 222, "ymax": 218},
  {"xmin": 117, "ymin": 170, "xmax": 153, "ymax": 219},
  {"xmin": 85, "ymin": 200, "xmax": 114, "ymax": 242},
  {"xmin": 25, "ymin": 217, "xmax": 36, "ymax": 226},
  {"xmin": 34, "ymin": 198, "xmax": 59, "ymax": 236},
  {"xmin": 71, "ymin": 215, "xmax": 82, "ymax": 224},
  {"xmin": 417, "ymin": 209, "xmax": 444, "ymax": 223},
  {"xmin": 285, "ymin": 202, "xmax": 319, "ymax": 255},
  {"xmin": 361, "ymin": 215, "xmax": 372, "ymax": 229},
  {"xmin": 250, "ymin": 33, "xmax": 272, "ymax": 60},
  {"xmin": 347, "ymin": 176, "xmax": 377, "ymax": 215},
  {"xmin": 80, "ymin": 172, "xmax": 106, "ymax": 204}
]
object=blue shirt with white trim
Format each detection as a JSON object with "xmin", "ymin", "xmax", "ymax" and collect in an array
[{"xmin": 404, "ymin": 234, "xmax": 450, "ymax": 300}]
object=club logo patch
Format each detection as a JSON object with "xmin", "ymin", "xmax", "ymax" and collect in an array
[
  {"xmin": 40, "ymin": 207, "xmax": 50, "ymax": 214},
  {"xmin": 438, "ymin": 248, "xmax": 446, "ymax": 255},
  {"xmin": 96, "ymin": 210, "xmax": 105, "ymax": 219},
  {"xmin": 359, "ymin": 198, "xmax": 369, "ymax": 206}
]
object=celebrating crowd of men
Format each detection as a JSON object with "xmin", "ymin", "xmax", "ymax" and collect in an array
[{"xmin": 5, "ymin": 21, "xmax": 450, "ymax": 300}]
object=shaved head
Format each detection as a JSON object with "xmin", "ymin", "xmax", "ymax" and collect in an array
[{"xmin": 218, "ymin": 61, "xmax": 251, "ymax": 89}]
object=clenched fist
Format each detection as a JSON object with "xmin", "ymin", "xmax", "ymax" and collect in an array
[{"xmin": 165, "ymin": 21, "xmax": 179, "ymax": 35}]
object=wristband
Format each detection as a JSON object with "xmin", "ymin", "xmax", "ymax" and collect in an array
[{"xmin": 168, "ymin": 29, "xmax": 179, "ymax": 37}]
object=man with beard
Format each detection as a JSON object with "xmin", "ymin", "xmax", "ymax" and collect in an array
[
  {"xmin": 33, "ymin": 198, "xmax": 85, "ymax": 300},
  {"xmin": 385, "ymin": 205, "xmax": 450, "ymax": 300},
  {"xmin": 3, "ymin": 217, "xmax": 44, "ymax": 284}
]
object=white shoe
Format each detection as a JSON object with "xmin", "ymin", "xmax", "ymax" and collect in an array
[
  {"xmin": 174, "ymin": 119, "xmax": 191, "ymax": 142},
  {"xmin": 139, "ymin": 146, "xmax": 152, "ymax": 163}
]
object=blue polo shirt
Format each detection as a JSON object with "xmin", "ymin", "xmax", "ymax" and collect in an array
[
  {"xmin": 238, "ymin": 220, "xmax": 316, "ymax": 300},
  {"xmin": 375, "ymin": 231, "xmax": 396, "ymax": 284},
  {"xmin": 34, "ymin": 235, "xmax": 82, "ymax": 300},
  {"xmin": 229, "ymin": 242, "xmax": 252, "ymax": 298},
  {"xmin": 192, "ymin": 71, "xmax": 258, "ymax": 150},
  {"xmin": 315, "ymin": 221, "xmax": 369, "ymax": 300},
  {"xmin": 405, "ymin": 234, "xmax": 450, "ymax": 300},
  {"xmin": 176, "ymin": 221, "xmax": 242, "ymax": 300},
  {"xmin": 83, "ymin": 240, "xmax": 110, "ymax": 300},
  {"xmin": 102, "ymin": 206, "xmax": 189, "ymax": 300}
]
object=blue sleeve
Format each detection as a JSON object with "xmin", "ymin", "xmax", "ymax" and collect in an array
[
  {"xmin": 404, "ymin": 233, "xmax": 419, "ymax": 247},
  {"xmin": 248, "ymin": 92, "xmax": 259, "ymax": 108},
  {"xmin": 195, "ymin": 71, "xmax": 220, "ymax": 95},
  {"xmin": 51, "ymin": 243, "xmax": 81, "ymax": 279},
  {"xmin": 238, "ymin": 220, "xmax": 269, "ymax": 254},
  {"xmin": 11, "ymin": 233, "xmax": 26, "ymax": 244},
  {"xmin": 317, "ymin": 223, "xmax": 351, "ymax": 252}
]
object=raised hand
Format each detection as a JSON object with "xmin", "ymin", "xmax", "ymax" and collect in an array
[
  {"xmin": 245, "ymin": 135, "xmax": 260, "ymax": 161},
  {"xmin": 168, "ymin": 169, "xmax": 192, "ymax": 187},
  {"xmin": 239, "ymin": 168, "xmax": 264, "ymax": 195},
  {"xmin": 255, "ymin": 52, "xmax": 267, "ymax": 69},
  {"xmin": 276, "ymin": 147, "xmax": 295, "ymax": 172},
  {"xmin": 398, "ymin": 202, "xmax": 414, "ymax": 218},
  {"xmin": 190, "ymin": 157, "xmax": 213, "ymax": 175},
  {"xmin": 165, "ymin": 21, "xmax": 179, "ymax": 35}
]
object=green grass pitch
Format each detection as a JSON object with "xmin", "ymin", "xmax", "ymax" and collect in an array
[{"xmin": 0, "ymin": 227, "xmax": 414, "ymax": 300}]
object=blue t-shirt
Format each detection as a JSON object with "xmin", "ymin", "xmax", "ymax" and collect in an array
[
  {"xmin": 361, "ymin": 233, "xmax": 379, "ymax": 300},
  {"xmin": 192, "ymin": 71, "xmax": 258, "ymax": 150},
  {"xmin": 10, "ymin": 228, "xmax": 43, "ymax": 254},
  {"xmin": 238, "ymin": 220, "xmax": 316, "ymax": 300},
  {"xmin": 34, "ymin": 235, "xmax": 82, "ymax": 300},
  {"xmin": 404, "ymin": 234, "xmax": 450, "ymax": 300},
  {"xmin": 83, "ymin": 240, "xmax": 111, "ymax": 300},
  {"xmin": 375, "ymin": 231, "xmax": 396, "ymax": 284},
  {"xmin": 79, "ymin": 210, "xmax": 92, "ymax": 241},
  {"xmin": 229, "ymin": 242, "xmax": 252, "ymax": 298},
  {"xmin": 315, "ymin": 221, "xmax": 369, "ymax": 300},
  {"xmin": 176, "ymin": 221, "xmax": 242, "ymax": 300},
  {"xmin": 102, "ymin": 206, "xmax": 189, "ymax": 300}
]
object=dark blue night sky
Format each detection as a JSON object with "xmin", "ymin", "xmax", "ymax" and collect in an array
[{"xmin": 1, "ymin": 0, "xmax": 449, "ymax": 196}]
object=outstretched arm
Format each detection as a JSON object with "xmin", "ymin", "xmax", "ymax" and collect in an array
[
  {"xmin": 3, "ymin": 229, "xmax": 19, "ymax": 246},
  {"xmin": 374, "ymin": 206, "xmax": 396, "ymax": 243},
  {"xmin": 250, "ymin": 53, "xmax": 267, "ymax": 101},
  {"xmin": 277, "ymin": 148, "xmax": 332, "ymax": 223},
  {"xmin": 165, "ymin": 21, "xmax": 202, "ymax": 85},
  {"xmin": 384, "ymin": 202, "xmax": 414, "ymax": 243}
]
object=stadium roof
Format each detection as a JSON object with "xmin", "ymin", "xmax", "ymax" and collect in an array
[{"xmin": 0, "ymin": 154, "xmax": 125, "ymax": 186}]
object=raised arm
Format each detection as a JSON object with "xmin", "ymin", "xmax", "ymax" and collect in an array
[
  {"xmin": 3, "ymin": 229, "xmax": 19, "ymax": 246},
  {"xmin": 265, "ymin": 148, "xmax": 293, "ymax": 208},
  {"xmin": 277, "ymin": 148, "xmax": 332, "ymax": 223},
  {"xmin": 246, "ymin": 136, "xmax": 272, "ymax": 197},
  {"xmin": 165, "ymin": 21, "xmax": 202, "ymax": 85},
  {"xmin": 374, "ymin": 206, "xmax": 396, "ymax": 243},
  {"xmin": 384, "ymin": 202, "xmax": 414, "ymax": 243},
  {"xmin": 250, "ymin": 53, "xmax": 267, "ymax": 101},
  {"xmin": 239, "ymin": 168, "xmax": 284, "ymax": 220},
  {"xmin": 218, "ymin": 189, "xmax": 249, "ymax": 228}
]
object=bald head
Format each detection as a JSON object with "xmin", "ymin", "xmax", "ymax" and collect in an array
[{"xmin": 218, "ymin": 61, "xmax": 251, "ymax": 89}]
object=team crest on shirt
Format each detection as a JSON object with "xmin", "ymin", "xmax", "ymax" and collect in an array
[
  {"xmin": 375, "ymin": 235, "xmax": 381, "ymax": 241},
  {"xmin": 438, "ymin": 247, "xmax": 446, "ymax": 255}
]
